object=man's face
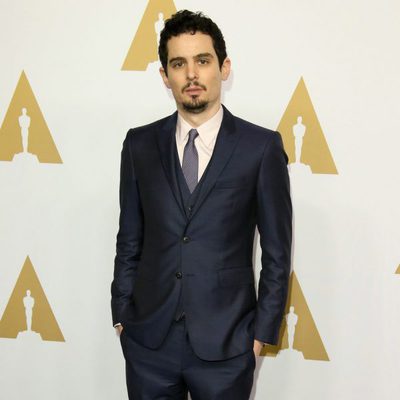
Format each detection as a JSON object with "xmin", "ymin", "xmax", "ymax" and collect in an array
[{"xmin": 160, "ymin": 32, "xmax": 231, "ymax": 114}]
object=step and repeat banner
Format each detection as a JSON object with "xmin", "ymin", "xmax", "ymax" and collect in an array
[{"xmin": 0, "ymin": 0, "xmax": 399, "ymax": 399}]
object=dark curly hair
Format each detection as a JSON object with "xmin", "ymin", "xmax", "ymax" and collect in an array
[{"xmin": 158, "ymin": 10, "xmax": 227, "ymax": 75}]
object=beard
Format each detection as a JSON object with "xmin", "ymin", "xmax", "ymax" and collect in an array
[
  {"xmin": 181, "ymin": 81, "xmax": 208, "ymax": 114},
  {"xmin": 182, "ymin": 96, "xmax": 208, "ymax": 114}
]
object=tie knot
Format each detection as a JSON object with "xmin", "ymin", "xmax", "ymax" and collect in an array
[{"xmin": 188, "ymin": 129, "xmax": 199, "ymax": 143}]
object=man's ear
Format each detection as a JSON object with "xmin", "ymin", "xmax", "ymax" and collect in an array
[
  {"xmin": 159, "ymin": 67, "xmax": 171, "ymax": 89},
  {"xmin": 221, "ymin": 57, "xmax": 231, "ymax": 81}
]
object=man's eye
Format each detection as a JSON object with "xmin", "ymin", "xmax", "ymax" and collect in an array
[
  {"xmin": 172, "ymin": 61, "xmax": 184, "ymax": 68},
  {"xmin": 198, "ymin": 59, "xmax": 209, "ymax": 65}
]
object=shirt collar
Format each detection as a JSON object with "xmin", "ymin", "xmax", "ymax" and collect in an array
[{"xmin": 176, "ymin": 105, "xmax": 224, "ymax": 148}]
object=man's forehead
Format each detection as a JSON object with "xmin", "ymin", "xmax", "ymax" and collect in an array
[{"xmin": 167, "ymin": 32, "xmax": 216, "ymax": 58}]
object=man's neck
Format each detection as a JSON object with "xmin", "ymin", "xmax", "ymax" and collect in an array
[{"xmin": 177, "ymin": 101, "xmax": 221, "ymax": 128}]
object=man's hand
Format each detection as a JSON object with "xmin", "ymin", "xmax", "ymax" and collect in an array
[
  {"xmin": 253, "ymin": 339, "xmax": 264, "ymax": 357},
  {"xmin": 115, "ymin": 325, "xmax": 123, "ymax": 336}
]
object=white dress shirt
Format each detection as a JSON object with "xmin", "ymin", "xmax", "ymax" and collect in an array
[{"xmin": 175, "ymin": 105, "xmax": 223, "ymax": 180}]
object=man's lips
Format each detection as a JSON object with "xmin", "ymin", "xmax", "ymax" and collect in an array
[
  {"xmin": 182, "ymin": 83, "xmax": 206, "ymax": 95},
  {"xmin": 185, "ymin": 87, "xmax": 204, "ymax": 94}
]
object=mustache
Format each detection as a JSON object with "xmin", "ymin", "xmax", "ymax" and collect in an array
[{"xmin": 182, "ymin": 82, "xmax": 207, "ymax": 93}]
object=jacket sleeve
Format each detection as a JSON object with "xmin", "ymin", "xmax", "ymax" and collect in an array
[
  {"xmin": 111, "ymin": 130, "xmax": 144, "ymax": 326},
  {"xmin": 254, "ymin": 132, "xmax": 292, "ymax": 345}
]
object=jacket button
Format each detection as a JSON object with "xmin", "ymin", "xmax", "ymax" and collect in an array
[
  {"xmin": 175, "ymin": 271, "xmax": 182, "ymax": 279},
  {"xmin": 182, "ymin": 236, "xmax": 190, "ymax": 243}
]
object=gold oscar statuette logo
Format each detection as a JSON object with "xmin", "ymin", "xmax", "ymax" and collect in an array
[
  {"xmin": 261, "ymin": 271, "xmax": 329, "ymax": 361},
  {"xmin": 0, "ymin": 256, "xmax": 65, "ymax": 342},
  {"xmin": 277, "ymin": 77, "xmax": 337, "ymax": 175},
  {"xmin": 122, "ymin": 0, "xmax": 177, "ymax": 71},
  {"xmin": 396, "ymin": 264, "xmax": 400, "ymax": 274},
  {"xmin": 0, "ymin": 71, "xmax": 62, "ymax": 164}
]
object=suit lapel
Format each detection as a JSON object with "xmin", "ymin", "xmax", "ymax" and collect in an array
[
  {"xmin": 189, "ymin": 106, "xmax": 241, "ymax": 220},
  {"xmin": 156, "ymin": 112, "xmax": 187, "ymax": 219}
]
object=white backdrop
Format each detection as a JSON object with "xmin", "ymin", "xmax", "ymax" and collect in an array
[{"xmin": 0, "ymin": 0, "xmax": 399, "ymax": 399}]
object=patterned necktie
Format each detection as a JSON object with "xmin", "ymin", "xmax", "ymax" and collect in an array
[{"xmin": 182, "ymin": 129, "xmax": 199, "ymax": 193}]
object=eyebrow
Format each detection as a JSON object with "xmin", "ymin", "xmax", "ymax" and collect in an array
[
  {"xmin": 194, "ymin": 53, "xmax": 214, "ymax": 59},
  {"xmin": 168, "ymin": 53, "xmax": 214, "ymax": 64}
]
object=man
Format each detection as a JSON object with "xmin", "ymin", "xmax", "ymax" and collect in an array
[{"xmin": 111, "ymin": 10, "xmax": 292, "ymax": 400}]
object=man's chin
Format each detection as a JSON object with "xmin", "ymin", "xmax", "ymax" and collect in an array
[{"xmin": 182, "ymin": 100, "xmax": 208, "ymax": 114}]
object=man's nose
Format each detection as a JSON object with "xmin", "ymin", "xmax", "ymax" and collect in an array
[{"xmin": 186, "ymin": 62, "xmax": 199, "ymax": 80}]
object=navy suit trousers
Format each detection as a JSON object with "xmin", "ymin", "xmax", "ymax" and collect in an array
[{"xmin": 120, "ymin": 317, "xmax": 256, "ymax": 400}]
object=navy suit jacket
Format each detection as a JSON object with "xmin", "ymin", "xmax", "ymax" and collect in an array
[{"xmin": 111, "ymin": 106, "xmax": 292, "ymax": 361}]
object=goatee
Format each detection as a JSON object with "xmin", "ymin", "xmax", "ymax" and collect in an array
[{"xmin": 182, "ymin": 98, "xmax": 208, "ymax": 114}]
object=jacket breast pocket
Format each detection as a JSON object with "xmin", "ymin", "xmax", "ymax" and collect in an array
[
  {"xmin": 214, "ymin": 178, "xmax": 249, "ymax": 189},
  {"xmin": 218, "ymin": 267, "xmax": 254, "ymax": 287}
]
